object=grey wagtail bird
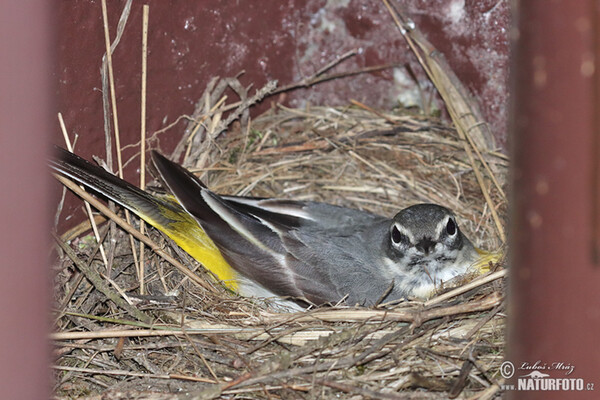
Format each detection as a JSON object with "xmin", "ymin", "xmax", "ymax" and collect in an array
[{"xmin": 51, "ymin": 146, "xmax": 497, "ymax": 308}]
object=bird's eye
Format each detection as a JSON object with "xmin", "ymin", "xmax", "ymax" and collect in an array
[
  {"xmin": 446, "ymin": 218, "xmax": 457, "ymax": 236},
  {"xmin": 391, "ymin": 226, "xmax": 407, "ymax": 245}
]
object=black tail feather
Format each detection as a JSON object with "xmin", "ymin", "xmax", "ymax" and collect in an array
[{"xmin": 50, "ymin": 146, "xmax": 182, "ymax": 223}]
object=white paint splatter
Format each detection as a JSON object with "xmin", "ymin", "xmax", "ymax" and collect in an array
[{"xmin": 447, "ymin": 0, "xmax": 466, "ymax": 25}]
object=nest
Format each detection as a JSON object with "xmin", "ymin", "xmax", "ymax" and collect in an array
[
  {"xmin": 53, "ymin": 96, "xmax": 508, "ymax": 399},
  {"xmin": 52, "ymin": 3, "xmax": 508, "ymax": 398}
]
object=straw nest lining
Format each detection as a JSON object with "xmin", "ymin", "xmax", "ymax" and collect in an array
[
  {"xmin": 199, "ymin": 104, "xmax": 507, "ymax": 252},
  {"xmin": 52, "ymin": 99, "xmax": 508, "ymax": 399}
]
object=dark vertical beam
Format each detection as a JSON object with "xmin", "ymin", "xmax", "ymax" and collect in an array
[
  {"xmin": 593, "ymin": 0, "xmax": 600, "ymax": 266},
  {"xmin": 0, "ymin": 1, "xmax": 52, "ymax": 398},
  {"xmin": 509, "ymin": 0, "xmax": 599, "ymax": 398}
]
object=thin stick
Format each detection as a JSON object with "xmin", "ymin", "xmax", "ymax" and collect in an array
[
  {"xmin": 54, "ymin": 174, "xmax": 216, "ymax": 293},
  {"xmin": 260, "ymin": 292, "xmax": 501, "ymax": 325},
  {"xmin": 57, "ymin": 113, "xmax": 109, "ymax": 268},
  {"xmin": 183, "ymin": 95, "xmax": 229, "ymax": 161},
  {"xmin": 184, "ymin": 330, "xmax": 221, "ymax": 382},
  {"xmin": 350, "ymin": 99, "xmax": 398, "ymax": 125},
  {"xmin": 272, "ymin": 63, "xmax": 401, "ymax": 96},
  {"xmin": 313, "ymin": 48, "xmax": 358, "ymax": 77},
  {"xmin": 462, "ymin": 126, "xmax": 507, "ymax": 201},
  {"xmin": 461, "ymin": 142, "xmax": 506, "ymax": 241},
  {"xmin": 138, "ymin": 4, "xmax": 149, "ymax": 295},
  {"xmin": 100, "ymin": 0, "xmax": 124, "ymax": 179},
  {"xmin": 53, "ymin": 232, "xmax": 152, "ymax": 324},
  {"xmin": 101, "ymin": 273, "xmax": 134, "ymax": 306},
  {"xmin": 51, "ymin": 327, "xmax": 264, "ymax": 341},
  {"xmin": 424, "ymin": 269, "xmax": 507, "ymax": 307},
  {"xmin": 101, "ymin": 0, "xmax": 141, "ymax": 277},
  {"xmin": 52, "ymin": 366, "xmax": 217, "ymax": 383}
]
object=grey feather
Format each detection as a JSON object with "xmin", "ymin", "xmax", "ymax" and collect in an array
[{"xmin": 151, "ymin": 151, "xmax": 480, "ymax": 307}]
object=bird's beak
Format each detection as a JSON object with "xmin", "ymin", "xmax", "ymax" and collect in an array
[{"xmin": 473, "ymin": 248, "xmax": 503, "ymax": 273}]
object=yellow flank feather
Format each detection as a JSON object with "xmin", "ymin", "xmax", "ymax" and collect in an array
[{"xmin": 132, "ymin": 195, "xmax": 238, "ymax": 290}]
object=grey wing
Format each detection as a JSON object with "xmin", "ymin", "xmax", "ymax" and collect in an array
[
  {"xmin": 151, "ymin": 150, "xmax": 390, "ymax": 305},
  {"xmin": 216, "ymin": 199, "xmax": 395, "ymax": 305},
  {"xmin": 151, "ymin": 151, "xmax": 310, "ymax": 300},
  {"xmin": 220, "ymin": 197, "xmax": 399, "ymax": 304},
  {"xmin": 222, "ymin": 196, "xmax": 386, "ymax": 229},
  {"xmin": 283, "ymin": 221, "xmax": 401, "ymax": 306}
]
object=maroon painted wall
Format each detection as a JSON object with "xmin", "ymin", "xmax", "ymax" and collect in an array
[
  {"xmin": 56, "ymin": 1, "xmax": 509, "ymax": 152},
  {"xmin": 55, "ymin": 0, "xmax": 509, "ymax": 231}
]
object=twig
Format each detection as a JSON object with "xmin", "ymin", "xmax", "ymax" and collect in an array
[
  {"xmin": 314, "ymin": 48, "xmax": 358, "ymax": 76},
  {"xmin": 181, "ymin": 78, "xmax": 278, "ymax": 167},
  {"xmin": 100, "ymin": 0, "xmax": 125, "ymax": 179},
  {"xmin": 424, "ymin": 269, "xmax": 506, "ymax": 307},
  {"xmin": 51, "ymin": 326, "xmax": 277, "ymax": 341},
  {"xmin": 57, "ymin": 113, "xmax": 109, "ymax": 268},
  {"xmin": 448, "ymin": 356, "xmax": 476, "ymax": 398},
  {"xmin": 54, "ymin": 174, "xmax": 217, "ymax": 293},
  {"xmin": 139, "ymin": 4, "xmax": 149, "ymax": 295},
  {"xmin": 273, "ymin": 63, "xmax": 401, "ymax": 96},
  {"xmin": 261, "ymin": 292, "xmax": 501, "ymax": 325},
  {"xmin": 54, "ymin": 225, "xmax": 110, "ymax": 326},
  {"xmin": 99, "ymin": 0, "xmax": 132, "ymax": 170},
  {"xmin": 100, "ymin": 0, "xmax": 141, "ymax": 277},
  {"xmin": 52, "ymin": 232, "xmax": 152, "ymax": 324},
  {"xmin": 350, "ymin": 98, "xmax": 398, "ymax": 125},
  {"xmin": 315, "ymin": 378, "xmax": 406, "ymax": 399},
  {"xmin": 52, "ymin": 365, "xmax": 217, "ymax": 384},
  {"xmin": 464, "ymin": 302, "xmax": 504, "ymax": 340}
]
